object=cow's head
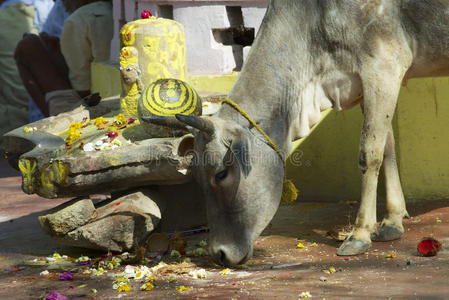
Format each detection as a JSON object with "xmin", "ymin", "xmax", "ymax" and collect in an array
[{"xmin": 144, "ymin": 114, "xmax": 284, "ymax": 266}]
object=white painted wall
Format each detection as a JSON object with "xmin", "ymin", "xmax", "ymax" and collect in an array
[{"xmin": 110, "ymin": 0, "xmax": 268, "ymax": 75}]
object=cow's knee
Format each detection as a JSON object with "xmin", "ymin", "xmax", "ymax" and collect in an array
[{"xmin": 359, "ymin": 148, "xmax": 383, "ymax": 174}]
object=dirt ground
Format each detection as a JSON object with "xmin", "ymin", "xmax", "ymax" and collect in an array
[{"xmin": 0, "ymin": 158, "xmax": 448, "ymax": 300}]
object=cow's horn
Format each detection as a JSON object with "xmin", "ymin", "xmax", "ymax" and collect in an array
[
  {"xmin": 175, "ymin": 114, "xmax": 214, "ymax": 135},
  {"xmin": 140, "ymin": 116, "xmax": 187, "ymax": 130}
]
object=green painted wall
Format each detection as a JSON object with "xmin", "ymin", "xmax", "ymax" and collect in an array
[
  {"xmin": 286, "ymin": 78, "xmax": 449, "ymax": 203},
  {"xmin": 395, "ymin": 78, "xmax": 449, "ymax": 201},
  {"xmin": 286, "ymin": 108, "xmax": 363, "ymax": 203}
]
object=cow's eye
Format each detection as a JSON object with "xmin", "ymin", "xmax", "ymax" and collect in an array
[
  {"xmin": 126, "ymin": 67, "xmax": 132, "ymax": 72},
  {"xmin": 215, "ymin": 169, "xmax": 228, "ymax": 183}
]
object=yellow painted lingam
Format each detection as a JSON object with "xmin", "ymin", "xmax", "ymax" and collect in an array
[{"xmin": 119, "ymin": 17, "xmax": 187, "ymax": 118}]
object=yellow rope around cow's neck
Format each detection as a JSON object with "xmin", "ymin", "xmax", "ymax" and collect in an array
[{"xmin": 221, "ymin": 98, "xmax": 298, "ymax": 203}]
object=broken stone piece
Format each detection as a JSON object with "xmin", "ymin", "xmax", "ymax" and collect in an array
[
  {"xmin": 38, "ymin": 198, "xmax": 96, "ymax": 236},
  {"xmin": 56, "ymin": 212, "xmax": 155, "ymax": 252},
  {"xmin": 95, "ymin": 191, "xmax": 161, "ymax": 220},
  {"xmin": 48, "ymin": 190, "xmax": 161, "ymax": 252}
]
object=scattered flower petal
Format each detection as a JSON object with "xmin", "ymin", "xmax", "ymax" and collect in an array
[
  {"xmin": 322, "ymin": 267, "xmax": 336, "ymax": 274},
  {"xmin": 40, "ymin": 270, "xmax": 49, "ymax": 276},
  {"xmin": 140, "ymin": 282, "xmax": 154, "ymax": 291},
  {"xmin": 170, "ymin": 250, "xmax": 181, "ymax": 258},
  {"xmin": 76, "ymin": 256, "xmax": 91, "ymax": 265},
  {"xmin": 117, "ymin": 283, "xmax": 131, "ymax": 292},
  {"xmin": 219, "ymin": 268, "xmax": 231, "ymax": 275},
  {"xmin": 83, "ymin": 142, "xmax": 94, "ymax": 152},
  {"xmin": 297, "ymin": 243, "xmax": 305, "ymax": 249},
  {"xmin": 385, "ymin": 253, "xmax": 396, "ymax": 259},
  {"xmin": 189, "ymin": 269, "xmax": 207, "ymax": 279},
  {"xmin": 107, "ymin": 131, "xmax": 118, "ymax": 139},
  {"xmin": 176, "ymin": 286, "xmax": 190, "ymax": 292},
  {"xmin": 299, "ymin": 291, "xmax": 312, "ymax": 298},
  {"xmin": 59, "ymin": 271, "xmax": 73, "ymax": 281},
  {"xmin": 141, "ymin": 9, "xmax": 152, "ymax": 18},
  {"xmin": 192, "ymin": 248, "xmax": 208, "ymax": 256},
  {"xmin": 45, "ymin": 291, "xmax": 67, "ymax": 300}
]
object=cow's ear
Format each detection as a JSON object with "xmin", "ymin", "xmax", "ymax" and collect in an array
[{"xmin": 229, "ymin": 138, "xmax": 252, "ymax": 177}]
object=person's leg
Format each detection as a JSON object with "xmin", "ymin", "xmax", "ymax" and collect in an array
[{"xmin": 14, "ymin": 33, "xmax": 71, "ymax": 117}]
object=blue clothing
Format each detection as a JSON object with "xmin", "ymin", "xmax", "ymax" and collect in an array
[
  {"xmin": 0, "ymin": 0, "xmax": 54, "ymax": 33},
  {"xmin": 41, "ymin": 0, "xmax": 68, "ymax": 38},
  {"xmin": 29, "ymin": 96, "xmax": 44, "ymax": 122},
  {"xmin": 33, "ymin": 0, "xmax": 54, "ymax": 32}
]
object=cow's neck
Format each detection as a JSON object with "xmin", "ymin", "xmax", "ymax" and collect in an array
[{"xmin": 218, "ymin": 2, "xmax": 322, "ymax": 154}]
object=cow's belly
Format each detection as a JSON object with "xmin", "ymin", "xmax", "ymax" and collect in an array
[
  {"xmin": 289, "ymin": 72, "xmax": 363, "ymax": 141},
  {"xmin": 322, "ymin": 72, "xmax": 363, "ymax": 111}
]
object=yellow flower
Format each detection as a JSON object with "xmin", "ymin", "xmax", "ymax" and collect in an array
[
  {"xmin": 170, "ymin": 250, "xmax": 181, "ymax": 257},
  {"xmin": 115, "ymin": 113, "xmax": 127, "ymax": 124},
  {"xmin": 111, "ymin": 257, "xmax": 122, "ymax": 266},
  {"xmin": 176, "ymin": 286, "xmax": 190, "ymax": 292},
  {"xmin": 52, "ymin": 252, "xmax": 61, "ymax": 258},
  {"xmin": 69, "ymin": 122, "xmax": 82, "ymax": 130},
  {"xmin": 114, "ymin": 277, "xmax": 129, "ymax": 284},
  {"xmin": 385, "ymin": 253, "xmax": 396, "ymax": 259},
  {"xmin": 297, "ymin": 243, "xmax": 305, "ymax": 248},
  {"xmin": 219, "ymin": 268, "xmax": 231, "ymax": 275},
  {"xmin": 299, "ymin": 291, "xmax": 312, "ymax": 298},
  {"xmin": 117, "ymin": 283, "xmax": 131, "ymax": 292},
  {"xmin": 323, "ymin": 267, "xmax": 336, "ymax": 274},
  {"xmin": 95, "ymin": 117, "xmax": 107, "ymax": 127},
  {"xmin": 66, "ymin": 126, "xmax": 82, "ymax": 144},
  {"xmin": 140, "ymin": 282, "xmax": 154, "ymax": 291},
  {"xmin": 310, "ymin": 242, "xmax": 318, "ymax": 247}
]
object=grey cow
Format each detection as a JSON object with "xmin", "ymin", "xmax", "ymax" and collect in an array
[{"xmin": 145, "ymin": 0, "xmax": 449, "ymax": 266}]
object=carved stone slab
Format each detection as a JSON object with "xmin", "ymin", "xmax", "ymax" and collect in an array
[{"xmin": 2, "ymin": 96, "xmax": 194, "ymax": 198}]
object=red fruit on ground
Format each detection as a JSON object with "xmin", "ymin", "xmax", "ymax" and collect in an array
[{"xmin": 417, "ymin": 237, "xmax": 442, "ymax": 256}]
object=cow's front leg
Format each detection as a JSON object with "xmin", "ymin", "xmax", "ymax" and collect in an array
[
  {"xmin": 372, "ymin": 128, "xmax": 410, "ymax": 241},
  {"xmin": 337, "ymin": 70, "xmax": 403, "ymax": 256}
]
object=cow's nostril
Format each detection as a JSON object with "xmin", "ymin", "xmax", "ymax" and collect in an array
[{"xmin": 218, "ymin": 249, "xmax": 226, "ymax": 266}]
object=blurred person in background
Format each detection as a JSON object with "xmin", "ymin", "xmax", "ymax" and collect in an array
[
  {"xmin": 0, "ymin": 0, "xmax": 54, "ymax": 140},
  {"xmin": 15, "ymin": 0, "xmax": 113, "ymax": 118},
  {"xmin": 15, "ymin": 0, "xmax": 69, "ymax": 120}
]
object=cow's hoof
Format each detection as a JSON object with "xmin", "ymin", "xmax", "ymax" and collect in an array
[
  {"xmin": 336, "ymin": 236, "xmax": 371, "ymax": 256},
  {"xmin": 371, "ymin": 224, "xmax": 403, "ymax": 242}
]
